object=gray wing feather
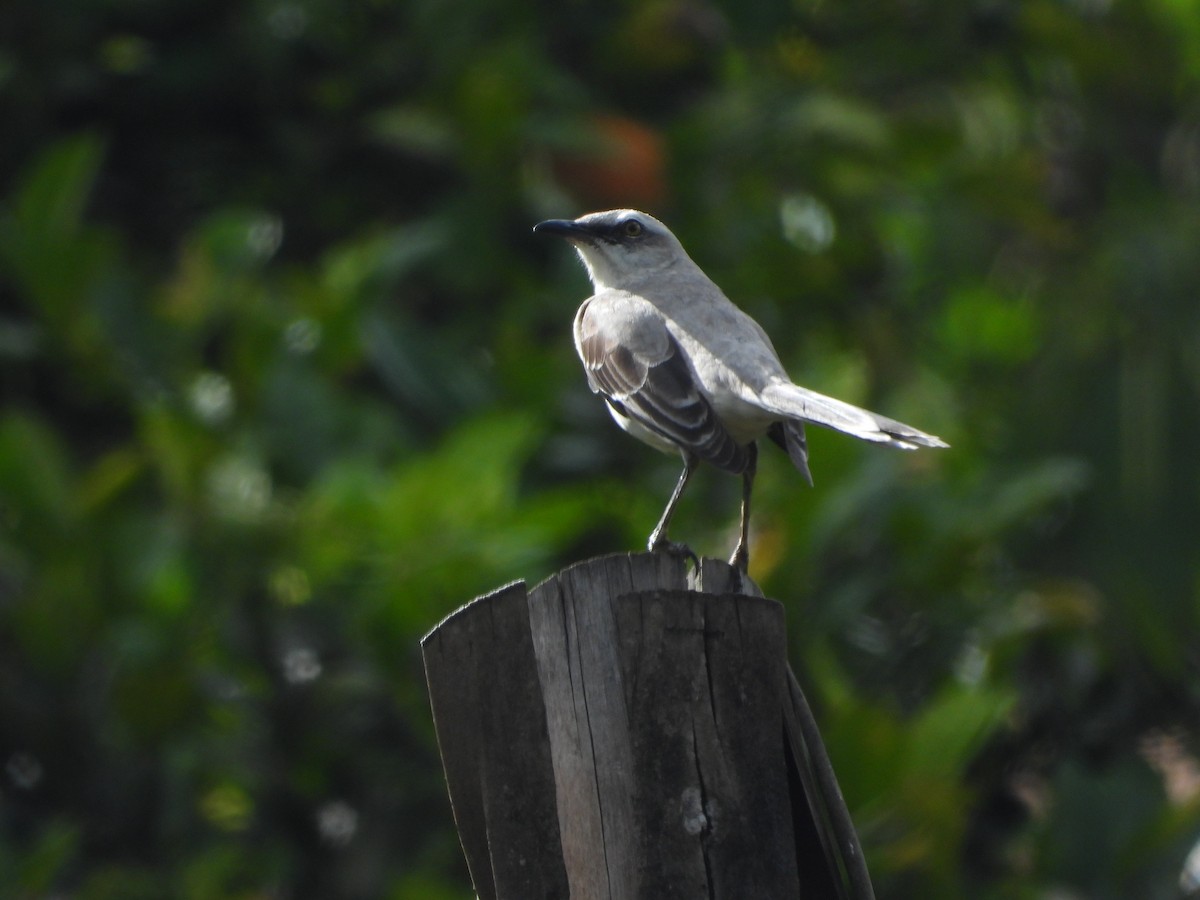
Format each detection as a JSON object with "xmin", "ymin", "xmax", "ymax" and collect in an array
[{"xmin": 577, "ymin": 299, "xmax": 749, "ymax": 474}]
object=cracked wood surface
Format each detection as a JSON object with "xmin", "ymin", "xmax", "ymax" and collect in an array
[{"xmin": 422, "ymin": 552, "xmax": 872, "ymax": 900}]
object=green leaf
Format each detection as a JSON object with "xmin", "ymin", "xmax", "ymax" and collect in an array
[
  {"xmin": 938, "ymin": 285, "xmax": 1041, "ymax": 366},
  {"xmin": 0, "ymin": 134, "xmax": 115, "ymax": 343},
  {"xmin": 0, "ymin": 412, "xmax": 76, "ymax": 533},
  {"xmin": 903, "ymin": 684, "xmax": 1014, "ymax": 781},
  {"xmin": 9, "ymin": 134, "xmax": 105, "ymax": 241}
]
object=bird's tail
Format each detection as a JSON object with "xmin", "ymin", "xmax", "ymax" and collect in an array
[{"xmin": 758, "ymin": 382, "xmax": 948, "ymax": 450}]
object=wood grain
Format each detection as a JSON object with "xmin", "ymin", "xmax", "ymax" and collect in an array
[{"xmin": 422, "ymin": 553, "xmax": 873, "ymax": 899}]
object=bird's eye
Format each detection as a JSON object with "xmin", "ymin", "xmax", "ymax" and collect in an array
[{"xmin": 622, "ymin": 219, "xmax": 644, "ymax": 238}]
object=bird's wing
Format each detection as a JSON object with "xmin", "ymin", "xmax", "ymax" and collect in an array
[
  {"xmin": 576, "ymin": 294, "xmax": 749, "ymax": 473},
  {"xmin": 758, "ymin": 382, "xmax": 948, "ymax": 450}
]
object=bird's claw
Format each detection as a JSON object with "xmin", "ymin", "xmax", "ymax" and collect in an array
[
  {"xmin": 728, "ymin": 544, "xmax": 749, "ymax": 573},
  {"xmin": 649, "ymin": 536, "xmax": 699, "ymax": 570}
]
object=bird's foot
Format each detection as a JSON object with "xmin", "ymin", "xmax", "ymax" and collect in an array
[
  {"xmin": 728, "ymin": 543, "xmax": 749, "ymax": 573},
  {"xmin": 649, "ymin": 536, "xmax": 699, "ymax": 570}
]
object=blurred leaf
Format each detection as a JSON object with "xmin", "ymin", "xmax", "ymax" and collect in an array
[
  {"xmin": 138, "ymin": 403, "xmax": 211, "ymax": 504},
  {"xmin": 3, "ymin": 820, "xmax": 78, "ymax": 894},
  {"xmin": 388, "ymin": 872, "xmax": 469, "ymax": 900},
  {"xmin": 180, "ymin": 843, "xmax": 280, "ymax": 900},
  {"xmin": 200, "ymin": 782, "xmax": 255, "ymax": 833},
  {"xmin": 360, "ymin": 305, "xmax": 492, "ymax": 424},
  {"xmin": 784, "ymin": 91, "xmax": 892, "ymax": 151},
  {"xmin": 938, "ymin": 284, "xmax": 1041, "ymax": 366},
  {"xmin": 367, "ymin": 105, "xmax": 460, "ymax": 162},
  {"xmin": 0, "ymin": 135, "xmax": 115, "ymax": 347},
  {"xmin": 195, "ymin": 210, "xmax": 284, "ymax": 272},
  {"xmin": 8, "ymin": 134, "xmax": 104, "ymax": 241},
  {"xmin": 904, "ymin": 684, "xmax": 1014, "ymax": 781},
  {"xmin": 1034, "ymin": 758, "xmax": 1165, "ymax": 896},
  {"xmin": 0, "ymin": 412, "xmax": 76, "ymax": 533},
  {"xmin": 78, "ymin": 866, "xmax": 165, "ymax": 900},
  {"xmin": 964, "ymin": 457, "xmax": 1091, "ymax": 538},
  {"xmin": 322, "ymin": 219, "xmax": 451, "ymax": 303},
  {"xmin": 78, "ymin": 449, "xmax": 144, "ymax": 514}
]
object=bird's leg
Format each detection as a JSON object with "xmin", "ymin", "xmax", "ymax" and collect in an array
[
  {"xmin": 729, "ymin": 443, "xmax": 758, "ymax": 572},
  {"xmin": 648, "ymin": 453, "xmax": 699, "ymax": 566}
]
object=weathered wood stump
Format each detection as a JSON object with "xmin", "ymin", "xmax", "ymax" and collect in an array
[{"xmin": 422, "ymin": 553, "xmax": 873, "ymax": 900}]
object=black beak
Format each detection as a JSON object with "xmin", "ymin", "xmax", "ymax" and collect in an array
[{"xmin": 533, "ymin": 218, "xmax": 590, "ymax": 240}]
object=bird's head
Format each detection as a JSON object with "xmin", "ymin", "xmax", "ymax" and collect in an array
[{"xmin": 534, "ymin": 209, "xmax": 686, "ymax": 291}]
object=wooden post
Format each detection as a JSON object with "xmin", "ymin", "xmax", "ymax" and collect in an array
[{"xmin": 421, "ymin": 553, "xmax": 874, "ymax": 900}]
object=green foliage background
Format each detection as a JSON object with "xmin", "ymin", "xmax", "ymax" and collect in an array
[{"xmin": 2, "ymin": 0, "xmax": 1200, "ymax": 897}]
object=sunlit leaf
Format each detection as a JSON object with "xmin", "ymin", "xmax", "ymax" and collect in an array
[{"xmin": 904, "ymin": 684, "xmax": 1014, "ymax": 781}]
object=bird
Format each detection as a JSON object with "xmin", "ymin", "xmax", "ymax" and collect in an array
[{"xmin": 534, "ymin": 209, "xmax": 947, "ymax": 571}]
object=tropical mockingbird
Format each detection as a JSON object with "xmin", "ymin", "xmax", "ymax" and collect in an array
[{"xmin": 535, "ymin": 209, "xmax": 947, "ymax": 571}]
